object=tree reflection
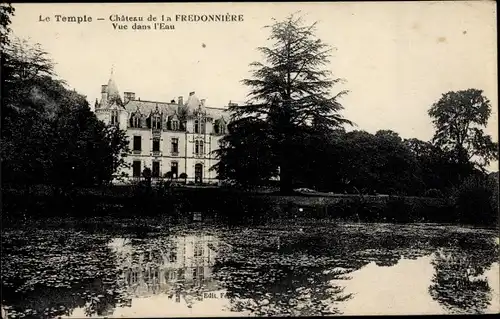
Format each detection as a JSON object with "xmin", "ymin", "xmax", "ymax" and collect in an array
[
  {"xmin": 212, "ymin": 231, "xmax": 370, "ymax": 316},
  {"xmin": 429, "ymin": 237, "xmax": 498, "ymax": 314},
  {"xmin": 1, "ymin": 230, "xmax": 123, "ymax": 318},
  {"xmin": 215, "ymin": 259, "xmax": 355, "ymax": 316}
]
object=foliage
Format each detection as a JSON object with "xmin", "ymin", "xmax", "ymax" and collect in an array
[
  {"xmin": 0, "ymin": 2, "xmax": 14, "ymax": 49},
  {"xmin": 428, "ymin": 89, "xmax": 498, "ymax": 171},
  {"xmin": 451, "ymin": 175, "xmax": 498, "ymax": 226},
  {"xmin": 220, "ymin": 14, "xmax": 352, "ymax": 193},
  {"xmin": 1, "ymin": 36, "xmax": 129, "ymax": 191},
  {"xmin": 212, "ymin": 117, "xmax": 279, "ymax": 186}
]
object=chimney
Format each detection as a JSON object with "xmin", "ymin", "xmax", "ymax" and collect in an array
[
  {"xmin": 189, "ymin": 91, "xmax": 195, "ymax": 96},
  {"xmin": 200, "ymin": 99, "xmax": 206, "ymax": 107},
  {"xmin": 123, "ymin": 92, "xmax": 135, "ymax": 104},
  {"xmin": 178, "ymin": 96, "xmax": 183, "ymax": 106},
  {"xmin": 101, "ymin": 85, "xmax": 108, "ymax": 102}
]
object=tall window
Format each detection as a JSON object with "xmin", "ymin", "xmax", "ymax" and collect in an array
[
  {"xmin": 195, "ymin": 140, "xmax": 204, "ymax": 156},
  {"xmin": 169, "ymin": 248, "xmax": 177, "ymax": 263},
  {"xmin": 171, "ymin": 138, "xmax": 179, "ymax": 154},
  {"xmin": 152, "ymin": 115, "xmax": 161, "ymax": 130},
  {"xmin": 132, "ymin": 115, "xmax": 141, "ymax": 128},
  {"xmin": 133, "ymin": 161, "xmax": 141, "ymax": 177},
  {"xmin": 171, "ymin": 120, "xmax": 179, "ymax": 131},
  {"xmin": 152, "ymin": 138, "xmax": 160, "ymax": 152},
  {"xmin": 111, "ymin": 110, "xmax": 119, "ymax": 125},
  {"xmin": 152, "ymin": 161, "xmax": 160, "ymax": 178},
  {"xmin": 194, "ymin": 120, "xmax": 199, "ymax": 133},
  {"xmin": 194, "ymin": 243, "xmax": 204, "ymax": 257},
  {"xmin": 133, "ymin": 136, "xmax": 142, "ymax": 152},
  {"xmin": 171, "ymin": 162, "xmax": 178, "ymax": 178},
  {"xmin": 200, "ymin": 120, "xmax": 205, "ymax": 134}
]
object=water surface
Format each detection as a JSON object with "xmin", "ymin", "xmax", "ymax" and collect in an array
[{"xmin": 2, "ymin": 222, "xmax": 499, "ymax": 317}]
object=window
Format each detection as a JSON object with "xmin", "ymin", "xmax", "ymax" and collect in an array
[
  {"xmin": 171, "ymin": 138, "xmax": 179, "ymax": 154},
  {"xmin": 177, "ymin": 269, "xmax": 185, "ymax": 280},
  {"xmin": 171, "ymin": 120, "xmax": 179, "ymax": 131},
  {"xmin": 152, "ymin": 115, "xmax": 161, "ymax": 130},
  {"xmin": 169, "ymin": 248, "xmax": 177, "ymax": 262},
  {"xmin": 194, "ymin": 120, "xmax": 199, "ymax": 133},
  {"xmin": 171, "ymin": 162, "xmax": 178, "ymax": 178},
  {"xmin": 219, "ymin": 123, "xmax": 225, "ymax": 134},
  {"xmin": 111, "ymin": 110, "xmax": 119, "ymax": 125},
  {"xmin": 133, "ymin": 136, "xmax": 141, "ymax": 151},
  {"xmin": 129, "ymin": 270, "xmax": 138, "ymax": 285},
  {"xmin": 152, "ymin": 161, "xmax": 160, "ymax": 178},
  {"xmin": 195, "ymin": 164, "xmax": 203, "ymax": 184},
  {"xmin": 152, "ymin": 139, "xmax": 160, "ymax": 152},
  {"xmin": 194, "ymin": 243, "xmax": 204, "ymax": 257},
  {"xmin": 195, "ymin": 140, "xmax": 204, "ymax": 156},
  {"xmin": 200, "ymin": 121, "xmax": 205, "ymax": 133},
  {"xmin": 131, "ymin": 114, "xmax": 141, "ymax": 128},
  {"xmin": 133, "ymin": 161, "xmax": 141, "ymax": 177}
]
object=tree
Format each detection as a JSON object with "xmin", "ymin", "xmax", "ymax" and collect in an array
[
  {"xmin": 212, "ymin": 117, "xmax": 279, "ymax": 186},
  {"xmin": 227, "ymin": 14, "xmax": 352, "ymax": 194},
  {"xmin": 0, "ymin": 3, "xmax": 14, "ymax": 49},
  {"xmin": 428, "ymin": 89, "xmax": 498, "ymax": 174},
  {"xmin": 1, "ymin": 37, "xmax": 129, "ymax": 192}
]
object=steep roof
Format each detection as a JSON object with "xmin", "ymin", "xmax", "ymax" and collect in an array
[
  {"xmin": 98, "ymin": 69, "xmax": 124, "ymax": 109},
  {"xmin": 125, "ymin": 99, "xmax": 229, "ymax": 122},
  {"xmin": 125, "ymin": 100, "xmax": 178, "ymax": 116},
  {"xmin": 106, "ymin": 72, "xmax": 123, "ymax": 107}
]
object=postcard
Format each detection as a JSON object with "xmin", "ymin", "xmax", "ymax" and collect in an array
[{"xmin": 1, "ymin": 1, "xmax": 498, "ymax": 318}]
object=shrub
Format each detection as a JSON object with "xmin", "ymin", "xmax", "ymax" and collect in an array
[
  {"xmin": 424, "ymin": 188, "xmax": 443, "ymax": 198},
  {"xmin": 452, "ymin": 176, "xmax": 497, "ymax": 226}
]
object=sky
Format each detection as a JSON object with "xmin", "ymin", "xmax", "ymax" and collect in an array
[{"xmin": 9, "ymin": 2, "xmax": 498, "ymax": 170}]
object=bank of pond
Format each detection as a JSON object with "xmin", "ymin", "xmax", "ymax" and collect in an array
[{"xmin": 2, "ymin": 186, "xmax": 497, "ymax": 228}]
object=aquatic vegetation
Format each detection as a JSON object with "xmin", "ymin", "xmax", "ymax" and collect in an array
[{"xmin": 1, "ymin": 222, "xmax": 498, "ymax": 317}]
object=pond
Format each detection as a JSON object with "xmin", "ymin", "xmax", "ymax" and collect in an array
[{"xmin": 2, "ymin": 222, "xmax": 499, "ymax": 317}]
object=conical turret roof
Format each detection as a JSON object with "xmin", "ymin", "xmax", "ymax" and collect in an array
[{"xmin": 106, "ymin": 69, "xmax": 123, "ymax": 107}]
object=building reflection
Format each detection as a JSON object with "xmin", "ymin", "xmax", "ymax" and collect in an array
[{"xmin": 109, "ymin": 233, "xmax": 220, "ymax": 305}]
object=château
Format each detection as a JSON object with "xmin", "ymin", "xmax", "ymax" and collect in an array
[{"xmin": 95, "ymin": 70, "xmax": 233, "ymax": 185}]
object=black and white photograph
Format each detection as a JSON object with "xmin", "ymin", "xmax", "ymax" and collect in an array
[{"xmin": 1, "ymin": 1, "xmax": 498, "ymax": 317}]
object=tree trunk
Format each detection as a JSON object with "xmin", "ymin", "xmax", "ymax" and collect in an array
[
  {"xmin": 279, "ymin": 135, "xmax": 294, "ymax": 195},
  {"xmin": 279, "ymin": 164, "xmax": 294, "ymax": 195}
]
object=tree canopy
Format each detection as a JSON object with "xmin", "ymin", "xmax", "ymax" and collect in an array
[
  {"xmin": 428, "ymin": 89, "xmax": 498, "ymax": 171},
  {"xmin": 1, "ymin": 33, "xmax": 129, "ymax": 191},
  {"xmin": 216, "ymin": 14, "xmax": 352, "ymax": 193}
]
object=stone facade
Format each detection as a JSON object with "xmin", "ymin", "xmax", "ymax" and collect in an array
[{"xmin": 95, "ymin": 71, "xmax": 232, "ymax": 184}]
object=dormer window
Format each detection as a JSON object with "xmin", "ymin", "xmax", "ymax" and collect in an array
[
  {"xmin": 200, "ymin": 120, "xmax": 205, "ymax": 134},
  {"xmin": 111, "ymin": 110, "xmax": 119, "ymax": 126},
  {"xmin": 214, "ymin": 120, "xmax": 226, "ymax": 135},
  {"xmin": 194, "ymin": 118, "xmax": 205, "ymax": 134},
  {"xmin": 194, "ymin": 119, "xmax": 200, "ymax": 134},
  {"xmin": 131, "ymin": 114, "xmax": 141, "ymax": 128},
  {"xmin": 171, "ymin": 119, "xmax": 179, "ymax": 131},
  {"xmin": 152, "ymin": 115, "xmax": 161, "ymax": 130}
]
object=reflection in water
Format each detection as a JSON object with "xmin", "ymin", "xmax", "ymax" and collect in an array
[
  {"xmin": 67, "ymin": 232, "xmax": 227, "ymax": 317},
  {"xmin": 429, "ymin": 245, "xmax": 499, "ymax": 314},
  {"xmin": 1, "ymin": 230, "xmax": 124, "ymax": 319},
  {"xmin": 114, "ymin": 234, "xmax": 219, "ymax": 304},
  {"xmin": 2, "ymin": 224, "xmax": 499, "ymax": 317}
]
